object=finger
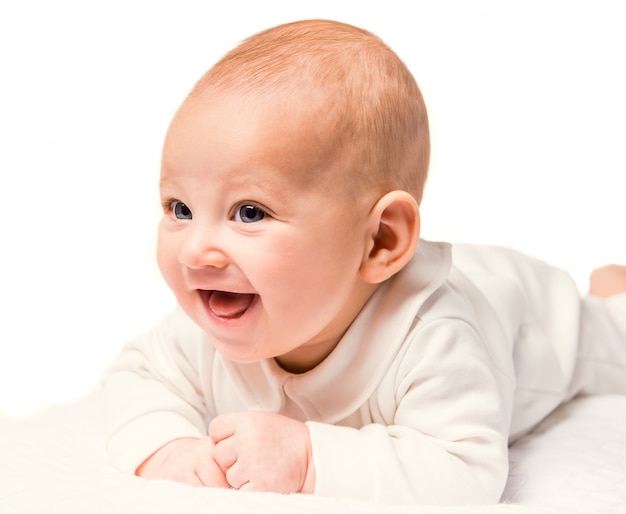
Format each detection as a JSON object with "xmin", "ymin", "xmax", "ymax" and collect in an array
[
  {"xmin": 238, "ymin": 480, "xmax": 262, "ymax": 492},
  {"xmin": 196, "ymin": 460, "xmax": 230, "ymax": 488},
  {"xmin": 212, "ymin": 437, "xmax": 238, "ymax": 472},
  {"xmin": 224, "ymin": 461, "xmax": 250, "ymax": 491},
  {"xmin": 194, "ymin": 438, "xmax": 230, "ymax": 488},
  {"xmin": 208, "ymin": 413, "xmax": 237, "ymax": 443}
]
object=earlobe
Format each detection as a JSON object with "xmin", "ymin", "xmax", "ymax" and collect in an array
[{"xmin": 359, "ymin": 191, "xmax": 420, "ymax": 284}]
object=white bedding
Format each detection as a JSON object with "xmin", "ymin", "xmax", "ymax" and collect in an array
[{"xmin": 1, "ymin": 391, "xmax": 625, "ymax": 514}]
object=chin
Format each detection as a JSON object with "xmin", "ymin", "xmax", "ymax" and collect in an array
[{"xmin": 212, "ymin": 343, "xmax": 266, "ymax": 364}]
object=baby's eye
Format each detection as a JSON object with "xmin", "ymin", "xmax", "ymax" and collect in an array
[
  {"xmin": 235, "ymin": 204, "xmax": 266, "ymax": 223},
  {"xmin": 172, "ymin": 201, "xmax": 192, "ymax": 220}
]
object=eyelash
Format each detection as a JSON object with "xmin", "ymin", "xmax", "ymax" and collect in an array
[
  {"xmin": 162, "ymin": 199, "xmax": 271, "ymax": 223},
  {"xmin": 233, "ymin": 203, "xmax": 269, "ymax": 223},
  {"xmin": 163, "ymin": 199, "xmax": 192, "ymax": 220}
]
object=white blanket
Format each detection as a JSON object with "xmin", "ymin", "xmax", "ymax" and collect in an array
[{"xmin": 1, "ymin": 391, "xmax": 625, "ymax": 513}]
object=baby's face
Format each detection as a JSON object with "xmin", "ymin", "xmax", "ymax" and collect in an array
[{"xmin": 157, "ymin": 91, "xmax": 377, "ymax": 372}]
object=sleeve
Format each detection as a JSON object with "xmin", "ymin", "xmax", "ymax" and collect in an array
[
  {"xmin": 102, "ymin": 307, "xmax": 214, "ymax": 474},
  {"xmin": 306, "ymin": 318, "xmax": 513, "ymax": 505}
]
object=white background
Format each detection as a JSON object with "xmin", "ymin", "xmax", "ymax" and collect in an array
[{"xmin": 1, "ymin": 1, "xmax": 625, "ymax": 415}]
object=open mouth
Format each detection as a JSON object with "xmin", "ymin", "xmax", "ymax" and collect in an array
[{"xmin": 202, "ymin": 290, "xmax": 257, "ymax": 320}]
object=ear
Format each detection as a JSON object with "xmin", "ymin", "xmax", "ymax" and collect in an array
[{"xmin": 359, "ymin": 191, "xmax": 420, "ymax": 284}]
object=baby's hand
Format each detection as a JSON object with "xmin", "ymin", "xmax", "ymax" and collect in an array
[
  {"xmin": 135, "ymin": 436, "xmax": 230, "ymax": 488},
  {"xmin": 209, "ymin": 411, "xmax": 315, "ymax": 494}
]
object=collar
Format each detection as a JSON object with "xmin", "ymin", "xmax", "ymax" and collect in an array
[{"xmin": 218, "ymin": 239, "xmax": 452, "ymax": 423}]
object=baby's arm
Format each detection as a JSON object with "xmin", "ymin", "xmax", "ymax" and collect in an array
[
  {"xmin": 104, "ymin": 308, "xmax": 312, "ymax": 491},
  {"xmin": 305, "ymin": 319, "xmax": 511, "ymax": 504},
  {"xmin": 104, "ymin": 308, "xmax": 217, "ymax": 476}
]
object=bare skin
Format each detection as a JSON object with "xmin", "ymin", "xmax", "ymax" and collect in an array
[
  {"xmin": 136, "ymin": 412, "xmax": 315, "ymax": 494},
  {"xmin": 209, "ymin": 411, "xmax": 316, "ymax": 493},
  {"xmin": 589, "ymin": 264, "xmax": 626, "ymax": 298},
  {"xmin": 136, "ymin": 437, "xmax": 229, "ymax": 488}
]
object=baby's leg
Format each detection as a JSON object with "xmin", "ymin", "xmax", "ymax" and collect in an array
[
  {"xmin": 589, "ymin": 264, "xmax": 626, "ymax": 298},
  {"xmin": 568, "ymin": 265, "xmax": 626, "ymax": 397}
]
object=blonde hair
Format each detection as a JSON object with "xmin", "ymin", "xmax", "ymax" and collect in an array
[{"xmin": 192, "ymin": 19, "xmax": 430, "ymax": 203}]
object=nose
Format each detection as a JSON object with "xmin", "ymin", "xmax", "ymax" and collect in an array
[{"xmin": 178, "ymin": 224, "xmax": 229, "ymax": 270}]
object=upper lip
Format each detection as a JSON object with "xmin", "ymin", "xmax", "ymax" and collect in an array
[
  {"xmin": 184, "ymin": 268, "xmax": 250, "ymax": 293},
  {"xmin": 186, "ymin": 271, "xmax": 250, "ymax": 291},
  {"xmin": 195, "ymin": 287, "xmax": 254, "ymax": 295}
]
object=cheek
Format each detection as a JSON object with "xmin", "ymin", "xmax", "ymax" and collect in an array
[
  {"xmin": 257, "ymin": 236, "xmax": 360, "ymax": 307},
  {"xmin": 156, "ymin": 225, "xmax": 180, "ymax": 287}
]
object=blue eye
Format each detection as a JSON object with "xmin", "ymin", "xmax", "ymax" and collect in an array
[
  {"xmin": 235, "ymin": 204, "xmax": 266, "ymax": 223},
  {"xmin": 172, "ymin": 201, "xmax": 192, "ymax": 220}
]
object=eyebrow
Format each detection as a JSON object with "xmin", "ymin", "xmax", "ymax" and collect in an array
[
  {"xmin": 158, "ymin": 174, "xmax": 172, "ymax": 191},
  {"xmin": 225, "ymin": 168, "xmax": 293, "ymax": 205},
  {"xmin": 159, "ymin": 165, "xmax": 295, "ymax": 207}
]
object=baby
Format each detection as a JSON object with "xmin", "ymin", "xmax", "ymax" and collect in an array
[{"xmin": 103, "ymin": 19, "xmax": 626, "ymax": 505}]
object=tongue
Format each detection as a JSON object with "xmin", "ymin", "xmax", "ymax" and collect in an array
[{"xmin": 208, "ymin": 291, "xmax": 255, "ymax": 319}]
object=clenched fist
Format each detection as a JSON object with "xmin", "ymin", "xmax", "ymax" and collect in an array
[
  {"xmin": 136, "ymin": 436, "xmax": 229, "ymax": 488},
  {"xmin": 209, "ymin": 411, "xmax": 316, "ymax": 493}
]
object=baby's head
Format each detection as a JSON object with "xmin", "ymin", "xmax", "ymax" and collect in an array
[
  {"xmin": 189, "ymin": 19, "xmax": 430, "ymax": 206},
  {"xmin": 158, "ymin": 20, "xmax": 429, "ymax": 371}
]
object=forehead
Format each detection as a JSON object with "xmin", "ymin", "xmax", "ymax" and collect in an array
[{"xmin": 161, "ymin": 88, "xmax": 347, "ymax": 192}]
